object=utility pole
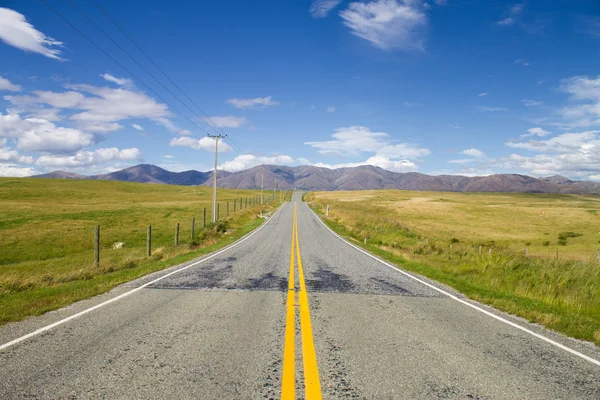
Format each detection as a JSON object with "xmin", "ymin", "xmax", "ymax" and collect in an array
[
  {"xmin": 261, "ymin": 169, "xmax": 264, "ymax": 205},
  {"xmin": 209, "ymin": 134, "xmax": 225, "ymax": 223}
]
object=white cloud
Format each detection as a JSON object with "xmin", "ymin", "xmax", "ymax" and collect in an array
[
  {"xmin": 313, "ymin": 155, "xmax": 418, "ymax": 172},
  {"xmin": 201, "ymin": 115, "xmax": 247, "ymax": 128},
  {"xmin": 558, "ymin": 76, "xmax": 600, "ymax": 128},
  {"xmin": 340, "ymin": 0, "xmax": 427, "ymax": 51},
  {"xmin": 310, "ymin": 0, "xmax": 343, "ymax": 18},
  {"xmin": 78, "ymin": 122, "xmax": 123, "ymax": 133},
  {"xmin": 462, "ymin": 148, "xmax": 486, "ymax": 158},
  {"xmin": 327, "ymin": 106, "xmax": 335, "ymax": 113},
  {"xmin": 478, "ymin": 92, "xmax": 488, "ymax": 97},
  {"xmin": 178, "ymin": 129, "xmax": 192, "ymax": 136},
  {"xmin": 0, "ymin": 76, "xmax": 21, "ymax": 92},
  {"xmin": 100, "ymin": 73, "xmax": 133, "ymax": 87},
  {"xmin": 0, "ymin": 164, "xmax": 36, "ymax": 177},
  {"xmin": 220, "ymin": 154, "xmax": 301, "ymax": 172},
  {"xmin": 35, "ymin": 147, "xmax": 142, "ymax": 168},
  {"xmin": 5, "ymin": 83, "xmax": 171, "ymax": 130},
  {"xmin": 305, "ymin": 125, "xmax": 430, "ymax": 161},
  {"xmin": 0, "ymin": 8, "xmax": 64, "ymax": 60},
  {"xmin": 476, "ymin": 106, "xmax": 508, "ymax": 112},
  {"xmin": 163, "ymin": 154, "xmax": 175, "ymax": 159},
  {"xmin": 515, "ymin": 59, "xmax": 529, "ymax": 66},
  {"xmin": 169, "ymin": 136, "xmax": 233, "ymax": 152},
  {"xmin": 226, "ymin": 96, "xmax": 279, "ymax": 109},
  {"xmin": 0, "ymin": 147, "xmax": 34, "ymax": 164},
  {"xmin": 132, "ymin": 124, "xmax": 144, "ymax": 131},
  {"xmin": 521, "ymin": 127, "xmax": 551, "ymax": 138},
  {"xmin": 521, "ymin": 99, "xmax": 543, "ymax": 107},
  {"xmin": 449, "ymin": 148, "xmax": 486, "ymax": 164},
  {"xmin": 497, "ymin": 4, "xmax": 523, "ymax": 26},
  {"xmin": 0, "ymin": 111, "xmax": 95, "ymax": 153}
]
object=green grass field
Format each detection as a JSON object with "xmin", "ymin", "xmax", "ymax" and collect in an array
[
  {"xmin": 0, "ymin": 178, "xmax": 285, "ymax": 325},
  {"xmin": 306, "ymin": 190, "xmax": 600, "ymax": 346}
]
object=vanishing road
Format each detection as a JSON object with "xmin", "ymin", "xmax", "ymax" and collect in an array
[{"xmin": 1, "ymin": 193, "xmax": 600, "ymax": 399}]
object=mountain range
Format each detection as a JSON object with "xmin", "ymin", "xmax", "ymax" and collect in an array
[{"xmin": 32, "ymin": 164, "xmax": 600, "ymax": 195}]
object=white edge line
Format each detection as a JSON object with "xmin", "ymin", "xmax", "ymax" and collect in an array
[
  {"xmin": 0, "ymin": 203, "xmax": 287, "ymax": 352},
  {"xmin": 305, "ymin": 203, "xmax": 600, "ymax": 368}
]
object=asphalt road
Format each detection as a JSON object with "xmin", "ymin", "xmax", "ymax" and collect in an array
[{"xmin": 1, "ymin": 193, "xmax": 600, "ymax": 399}]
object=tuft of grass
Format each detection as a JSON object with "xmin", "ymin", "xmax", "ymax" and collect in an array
[
  {"xmin": 0, "ymin": 177, "xmax": 292, "ymax": 325},
  {"xmin": 306, "ymin": 189, "xmax": 600, "ymax": 346}
]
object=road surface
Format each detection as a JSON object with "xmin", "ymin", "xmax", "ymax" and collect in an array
[{"xmin": 1, "ymin": 193, "xmax": 599, "ymax": 399}]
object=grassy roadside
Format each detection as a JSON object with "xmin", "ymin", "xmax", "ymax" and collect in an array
[
  {"xmin": 305, "ymin": 191, "xmax": 600, "ymax": 346},
  {"xmin": 0, "ymin": 177, "xmax": 290, "ymax": 325}
]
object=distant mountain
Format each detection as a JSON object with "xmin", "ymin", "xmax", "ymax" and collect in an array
[
  {"xmin": 32, "ymin": 164, "xmax": 231, "ymax": 185},
  {"xmin": 33, "ymin": 171, "xmax": 87, "ymax": 179},
  {"xmin": 31, "ymin": 164, "xmax": 600, "ymax": 195}
]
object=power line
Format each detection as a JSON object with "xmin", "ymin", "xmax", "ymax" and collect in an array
[
  {"xmin": 65, "ymin": 0, "xmax": 221, "ymax": 137},
  {"xmin": 39, "ymin": 0, "xmax": 214, "ymax": 136},
  {"xmin": 88, "ymin": 0, "xmax": 230, "ymax": 139}
]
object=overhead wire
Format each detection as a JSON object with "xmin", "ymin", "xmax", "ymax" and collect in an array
[
  {"xmin": 65, "ymin": 0, "xmax": 222, "ymax": 137},
  {"xmin": 39, "ymin": 0, "xmax": 215, "ymax": 136},
  {"xmin": 88, "ymin": 0, "xmax": 230, "ymax": 139}
]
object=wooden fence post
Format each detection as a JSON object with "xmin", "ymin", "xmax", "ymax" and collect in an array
[
  {"xmin": 191, "ymin": 217, "xmax": 195, "ymax": 238},
  {"xmin": 94, "ymin": 225, "xmax": 100, "ymax": 267},
  {"xmin": 234, "ymin": 199, "xmax": 237, "ymax": 212},
  {"xmin": 217, "ymin": 203, "xmax": 220, "ymax": 221},
  {"xmin": 175, "ymin": 223, "xmax": 179, "ymax": 246},
  {"xmin": 227, "ymin": 201, "xmax": 229, "ymax": 217},
  {"xmin": 147, "ymin": 225, "xmax": 152, "ymax": 257},
  {"xmin": 203, "ymin": 208, "xmax": 206, "ymax": 227}
]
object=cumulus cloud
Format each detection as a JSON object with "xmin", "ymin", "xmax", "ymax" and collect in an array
[
  {"xmin": 521, "ymin": 127, "xmax": 551, "ymax": 138},
  {"xmin": 201, "ymin": 115, "xmax": 247, "ymax": 128},
  {"xmin": 499, "ymin": 130, "xmax": 600, "ymax": 179},
  {"xmin": 340, "ymin": 0, "xmax": 427, "ymax": 51},
  {"xmin": 220, "ymin": 154, "xmax": 304, "ymax": 172},
  {"xmin": 521, "ymin": 99, "xmax": 543, "ymax": 107},
  {"xmin": 100, "ymin": 73, "xmax": 133, "ymax": 87},
  {"xmin": 0, "ymin": 111, "xmax": 96, "ymax": 153},
  {"xmin": 0, "ymin": 8, "xmax": 64, "ymax": 60},
  {"xmin": 310, "ymin": 0, "xmax": 343, "ymax": 18},
  {"xmin": 0, "ymin": 146, "xmax": 34, "ymax": 164},
  {"xmin": 449, "ymin": 148, "xmax": 486, "ymax": 164},
  {"xmin": 313, "ymin": 155, "xmax": 418, "ymax": 172},
  {"xmin": 559, "ymin": 76, "xmax": 600, "ymax": 128},
  {"xmin": 169, "ymin": 136, "xmax": 233, "ymax": 152},
  {"xmin": 35, "ymin": 147, "xmax": 142, "ymax": 168},
  {"xmin": 4, "ymin": 83, "xmax": 171, "ymax": 131},
  {"xmin": 306, "ymin": 125, "xmax": 430, "ymax": 159},
  {"xmin": 0, "ymin": 164, "xmax": 37, "ymax": 177},
  {"xmin": 0, "ymin": 76, "xmax": 21, "ymax": 92},
  {"xmin": 226, "ymin": 96, "xmax": 279, "ymax": 109}
]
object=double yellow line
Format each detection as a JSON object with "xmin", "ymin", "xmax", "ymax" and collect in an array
[{"xmin": 281, "ymin": 203, "xmax": 322, "ymax": 400}]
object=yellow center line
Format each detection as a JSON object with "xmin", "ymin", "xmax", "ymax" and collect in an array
[
  {"xmin": 281, "ymin": 204, "xmax": 296, "ymax": 400},
  {"xmin": 295, "ymin": 203, "xmax": 323, "ymax": 400},
  {"xmin": 281, "ymin": 201, "xmax": 323, "ymax": 400}
]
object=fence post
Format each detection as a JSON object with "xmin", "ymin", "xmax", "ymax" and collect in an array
[
  {"xmin": 175, "ymin": 223, "xmax": 179, "ymax": 246},
  {"xmin": 94, "ymin": 225, "xmax": 100, "ymax": 267},
  {"xmin": 217, "ymin": 203, "xmax": 220, "ymax": 221},
  {"xmin": 234, "ymin": 199, "xmax": 237, "ymax": 212},
  {"xmin": 488, "ymin": 248, "xmax": 491, "ymax": 256},
  {"xmin": 478, "ymin": 245, "xmax": 482, "ymax": 255},
  {"xmin": 326, "ymin": 205, "xmax": 329, "ymax": 217},
  {"xmin": 203, "ymin": 208, "xmax": 206, "ymax": 227},
  {"xmin": 191, "ymin": 217, "xmax": 195, "ymax": 238},
  {"xmin": 525, "ymin": 247, "xmax": 528, "ymax": 257},
  {"xmin": 364, "ymin": 236, "xmax": 367, "ymax": 244},
  {"xmin": 147, "ymin": 225, "xmax": 152, "ymax": 257},
  {"xmin": 227, "ymin": 201, "xmax": 229, "ymax": 217}
]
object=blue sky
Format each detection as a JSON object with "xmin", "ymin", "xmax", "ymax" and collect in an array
[{"xmin": 1, "ymin": 0, "xmax": 600, "ymax": 180}]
